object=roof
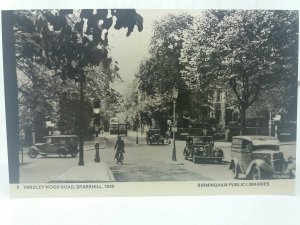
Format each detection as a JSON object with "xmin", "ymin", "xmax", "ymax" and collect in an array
[
  {"xmin": 232, "ymin": 135, "xmax": 278, "ymax": 141},
  {"xmin": 187, "ymin": 136, "xmax": 213, "ymax": 138},
  {"xmin": 232, "ymin": 135, "xmax": 280, "ymax": 145},
  {"xmin": 44, "ymin": 135, "xmax": 78, "ymax": 138}
]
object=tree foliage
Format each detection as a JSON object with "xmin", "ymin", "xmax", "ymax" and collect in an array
[
  {"xmin": 34, "ymin": 9, "xmax": 143, "ymax": 81},
  {"xmin": 13, "ymin": 9, "xmax": 143, "ymax": 139},
  {"xmin": 136, "ymin": 13, "xmax": 194, "ymax": 128},
  {"xmin": 180, "ymin": 10, "xmax": 298, "ymax": 133}
]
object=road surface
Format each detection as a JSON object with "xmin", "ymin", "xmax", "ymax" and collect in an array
[{"xmin": 19, "ymin": 131, "xmax": 296, "ymax": 183}]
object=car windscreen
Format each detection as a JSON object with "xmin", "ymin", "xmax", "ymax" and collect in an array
[
  {"xmin": 118, "ymin": 125, "xmax": 127, "ymax": 130},
  {"xmin": 150, "ymin": 130, "xmax": 160, "ymax": 134},
  {"xmin": 193, "ymin": 137, "xmax": 212, "ymax": 144},
  {"xmin": 252, "ymin": 145, "xmax": 279, "ymax": 151}
]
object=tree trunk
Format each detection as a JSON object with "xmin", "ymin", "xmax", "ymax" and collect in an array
[{"xmin": 240, "ymin": 107, "xmax": 247, "ymax": 135}]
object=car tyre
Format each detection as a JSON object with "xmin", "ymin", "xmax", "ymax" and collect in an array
[
  {"xmin": 216, "ymin": 158, "xmax": 222, "ymax": 164},
  {"xmin": 184, "ymin": 152, "xmax": 188, "ymax": 160},
  {"xmin": 28, "ymin": 149, "xmax": 38, "ymax": 158},
  {"xmin": 250, "ymin": 165, "xmax": 262, "ymax": 180},
  {"xmin": 233, "ymin": 165, "xmax": 239, "ymax": 179},
  {"xmin": 192, "ymin": 155, "xmax": 197, "ymax": 164}
]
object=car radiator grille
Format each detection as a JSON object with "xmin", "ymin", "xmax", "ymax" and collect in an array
[{"xmin": 273, "ymin": 152, "xmax": 284, "ymax": 172}]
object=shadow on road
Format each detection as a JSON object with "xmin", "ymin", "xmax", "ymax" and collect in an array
[{"xmin": 186, "ymin": 160, "xmax": 230, "ymax": 165}]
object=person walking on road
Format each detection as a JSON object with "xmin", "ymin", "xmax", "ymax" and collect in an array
[{"xmin": 114, "ymin": 136, "xmax": 125, "ymax": 164}]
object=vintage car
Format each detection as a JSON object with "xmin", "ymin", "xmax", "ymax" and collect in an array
[
  {"xmin": 28, "ymin": 135, "xmax": 79, "ymax": 158},
  {"xmin": 183, "ymin": 136, "xmax": 223, "ymax": 163},
  {"xmin": 229, "ymin": 136, "xmax": 296, "ymax": 180},
  {"xmin": 146, "ymin": 129, "xmax": 165, "ymax": 145}
]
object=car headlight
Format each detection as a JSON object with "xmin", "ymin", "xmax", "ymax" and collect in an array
[{"xmin": 213, "ymin": 152, "xmax": 219, "ymax": 156}]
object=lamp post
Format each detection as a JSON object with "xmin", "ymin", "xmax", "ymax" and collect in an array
[
  {"xmin": 136, "ymin": 115, "xmax": 139, "ymax": 144},
  {"xmin": 136, "ymin": 126, "xmax": 139, "ymax": 144},
  {"xmin": 78, "ymin": 77, "xmax": 85, "ymax": 166},
  {"xmin": 172, "ymin": 87, "xmax": 178, "ymax": 161}
]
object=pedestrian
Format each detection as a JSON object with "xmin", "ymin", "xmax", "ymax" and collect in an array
[{"xmin": 114, "ymin": 135, "xmax": 125, "ymax": 163}]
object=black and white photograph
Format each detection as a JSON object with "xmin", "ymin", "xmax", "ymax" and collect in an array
[{"xmin": 1, "ymin": 8, "xmax": 298, "ymax": 197}]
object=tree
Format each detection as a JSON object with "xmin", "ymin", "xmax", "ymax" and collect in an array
[
  {"xmin": 180, "ymin": 11, "xmax": 227, "ymax": 122},
  {"xmin": 181, "ymin": 10, "xmax": 298, "ymax": 134},
  {"xmin": 14, "ymin": 11, "xmax": 126, "ymax": 141},
  {"xmin": 13, "ymin": 9, "xmax": 143, "ymax": 164},
  {"xmin": 136, "ymin": 13, "xmax": 194, "ymax": 128}
]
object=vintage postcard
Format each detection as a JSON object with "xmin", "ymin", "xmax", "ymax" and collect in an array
[{"xmin": 1, "ymin": 9, "xmax": 298, "ymax": 197}]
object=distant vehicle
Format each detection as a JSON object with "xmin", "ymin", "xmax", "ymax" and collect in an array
[
  {"xmin": 109, "ymin": 117, "xmax": 128, "ymax": 136},
  {"xmin": 229, "ymin": 136, "xmax": 296, "ymax": 180},
  {"xmin": 109, "ymin": 117, "xmax": 119, "ymax": 134},
  {"xmin": 183, "ymin": 136, "xmax": 223, "ymax": 163},
  {"xmin": 28, "ymin": 135, "xmax": 79, "ymax": 158},
  {"xmin": 277, "ymin": 121, "xmax": 296, "ymax": 141},
  {"xmin": 117, "ymin": 123, "xmax": 128, "ymax": 136},
  {"xmin": 146, "ymin": 129, "xmax": 165, "ymax": 145}
]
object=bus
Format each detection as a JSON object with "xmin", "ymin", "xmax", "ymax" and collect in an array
[{"xmin": 109, "ymin": 117, "xmax": 128, "ymax": 136}]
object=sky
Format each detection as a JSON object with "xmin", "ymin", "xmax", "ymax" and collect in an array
[{"xmin": 108, "ymin": 9, "xmax": 202, "ymax": 94}]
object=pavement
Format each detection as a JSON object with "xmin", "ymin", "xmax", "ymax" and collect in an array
[
  {"xmin": 49, "ymin": 132, "xmax": 145, "ymax": 183},
  {"xmin": 50, "ymin": 162, "xmax": 115, "ymax": 183}
]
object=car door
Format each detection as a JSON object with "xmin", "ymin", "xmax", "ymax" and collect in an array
[
  {"xmin": 47, "ymin": 137, "xmax": 62, "ymax": 153},
  {"xmin": 240, "ymin": 139, "xmax": 253, "ymax": 173},
  {"xmin": 231, "ymin": 138, "xmax": 244, "ymax": 172}
]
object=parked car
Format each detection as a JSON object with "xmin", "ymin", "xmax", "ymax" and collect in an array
[
  {"xmin": 229, "ymin": 135, "xmax": 296, "ymax": 180},
  {"xmin": 183, "ymin": 136, "xmax": 223, "ymax": 163},
  {"xmin": 28, "ymin": 135, "xmax": 79, "ymax": 158},
  {"xmin": 146, "ymin": 129, "xmax": 165, "ymax": 145}
]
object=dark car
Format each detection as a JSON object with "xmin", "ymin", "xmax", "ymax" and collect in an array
[
  {"xmin": 146, "ymin": 129, "xmax": 165, "ymax": 145},
  {"xmin": 183, "ymin": 136, "xmax": 223, "ymax": 163},
  {"xmin": 28, "ymin": 135, "xmax": 79, "ymax": 158}
]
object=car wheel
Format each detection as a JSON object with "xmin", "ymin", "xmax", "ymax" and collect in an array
[
  {"xmin": 184, "ymin": 152, "xmax": 188, "ymax": 160},
  {"xmin": 28, "ymin": 149, "xmax": 38, "ymax": 158},
  {"xmin": 57, "ymin": 148, "xmax": 67, "ymax": 156},
  {"xmin": 216, "ymin": 158, "xmax": 222, "ymax": 164},
  {"xmin": 161, "ymin": 140, "xmax": 164, "ymax": 145},
  {"xmin": 251, "ymin": 165, "xmax": 261, "ymax": 180},
  {"xmin": 192, "ymin": 155, "xmax": 197, "ymax": 164},
  {"xmin": 233, "ymin": 165, "xmax": 239, "ymax": 179}
]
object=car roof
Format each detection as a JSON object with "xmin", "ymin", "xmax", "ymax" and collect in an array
[
  {"xmin": 232, "ymin": 135, "xmax": 278, "ymax": 141},
  {"xmin": 44, "ymin": 135, "xmax": 78, "ymax": 138},
  {"xmin": 187, "ymin": 136, "xmax": 213, "ymax": 138},
  {"xmin": 232, "ymin": 135, "xmax": 280, "ymax": 145}
]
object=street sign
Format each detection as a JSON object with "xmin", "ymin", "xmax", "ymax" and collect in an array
[{"xmin": 172, "ymin": 127, "xmax": 177, "ymax": 132}]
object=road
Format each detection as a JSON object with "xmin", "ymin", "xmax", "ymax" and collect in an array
[{"xmin": 19, "ymin": 131, "xmax": 296, "ymax": 183}]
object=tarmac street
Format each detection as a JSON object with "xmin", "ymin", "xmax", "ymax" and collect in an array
[{"xmin": 19, "ymin": 131, "xmax": 296, "ymax": 183}]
